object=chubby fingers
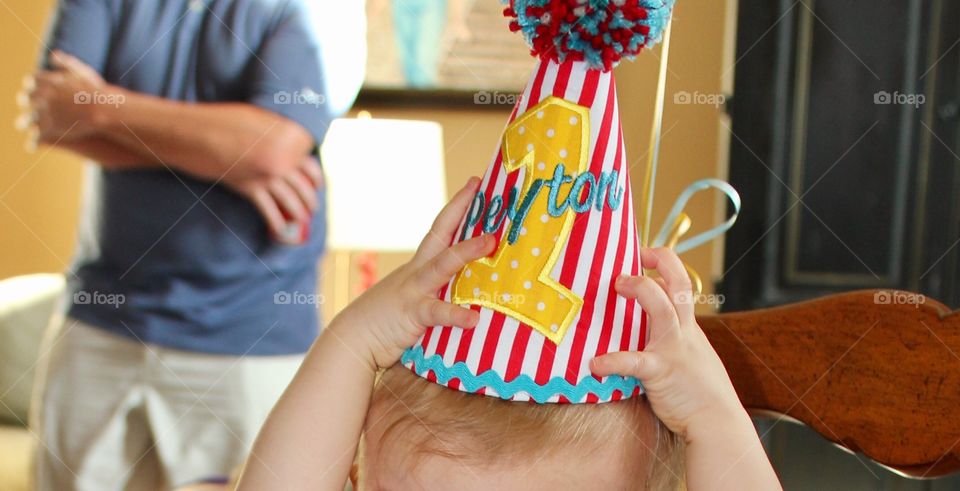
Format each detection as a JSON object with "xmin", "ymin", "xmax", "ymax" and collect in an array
[
  {"xmin": 590, "ymin": 350, "xmax": 663, "ymax": 382},
  {"xmin": 615, "ymin": 274, "xmax": 679, "ymax": 344},
  {"xmin": 413, "ymin": 176, "xmax": 481, "ymax": 264},
  {"xmin": 417, "ymin": 233, "xmax": 495, "ymax": 292},
  {"xmin": 640, "ymin": 247, "xmax": 695, "ymax": 324},
  {"xmin": 412, "ymin": 233, "xmax": 493, "ymax": 329},
  {"xmin": 416, "ymin": 299, "xmax": 480, "ymax": 330}
]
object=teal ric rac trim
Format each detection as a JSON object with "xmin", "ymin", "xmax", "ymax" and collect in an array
[{"xmin": 401, "ymin": 345, "xmax": 643, "ymax": 404}]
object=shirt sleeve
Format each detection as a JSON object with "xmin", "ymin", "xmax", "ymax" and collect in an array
[
  {"xmin": 41, "ymin": 0, "xmax": 112, "ymax": 72},
  {"xmin": 247, "ymin": 0, "xmax": 335, "ymax": 147}
]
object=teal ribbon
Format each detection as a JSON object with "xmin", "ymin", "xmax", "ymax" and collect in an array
[{"xmin": 651, "ymin": 178, "xmax": 741, "ymax": 254}]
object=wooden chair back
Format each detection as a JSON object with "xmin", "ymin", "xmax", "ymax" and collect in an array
[{"xmin": 698, "ymin": 290, "xmax": 960, "ymax": 478}]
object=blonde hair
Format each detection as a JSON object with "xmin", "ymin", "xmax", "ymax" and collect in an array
[{"xmin": 365, "ymin": 364, "xmax": 684, "ymax": 490}]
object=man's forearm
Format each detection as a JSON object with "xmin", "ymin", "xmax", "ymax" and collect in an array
[
  {"xmin": 88, "ymin": 86, "xmax": 314, "ymax": 182},
  {"xmin": 58, "ymin": 136, "xmax": 163, "ymax": 170}
]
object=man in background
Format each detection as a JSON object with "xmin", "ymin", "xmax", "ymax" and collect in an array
[{"xmin": 18, "ymin": 0, "xmax": 365, "ymax": 489}]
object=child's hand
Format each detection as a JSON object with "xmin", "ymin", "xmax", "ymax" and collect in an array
[
  {"xmin": 590, "ymin": 248, "xmax": 747, "ymax": 443},
  {"xmin": 331, "ymin": 177, "xmax": 496, "ymax": 370}
]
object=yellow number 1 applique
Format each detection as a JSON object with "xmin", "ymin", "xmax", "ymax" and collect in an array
[{"xmin": 452, "ymin": 96, "xmax": 589, "ymax": 345}]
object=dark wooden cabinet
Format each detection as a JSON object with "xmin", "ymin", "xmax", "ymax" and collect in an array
[{"xmin": 720, "ymin": 0, "xmax": 960, "ymax": 488}]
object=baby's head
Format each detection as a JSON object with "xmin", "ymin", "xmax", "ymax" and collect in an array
[{"xmin": 357, "ymin": 365, "xmax": 684, "ymax": 490}]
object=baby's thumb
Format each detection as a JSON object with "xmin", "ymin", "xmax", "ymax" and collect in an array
[{"xmin": 590, "ymin": 351, "xmax": 662, "ymax": 381}]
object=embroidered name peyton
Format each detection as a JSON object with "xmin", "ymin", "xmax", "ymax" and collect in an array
[{"xmin": 461, "ymin": 162, "xmax": 624, "ymax": 244}]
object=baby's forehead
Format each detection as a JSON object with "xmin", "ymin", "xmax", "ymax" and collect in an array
[
  {"xmin": 362, "ymin": 405, "xmax": 648, "ymax": 491},
  {"xmin": 363, "ymin": 367, "xmax": 659, "ymax": 489},
  {"xmin": 362, "ymin": 433, "xmax": 637, "ymax": 491}
]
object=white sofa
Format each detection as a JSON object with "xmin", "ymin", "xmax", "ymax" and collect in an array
[{"xmin": 0, "ymin": 273, "xmax": 65, "ymax": 491}]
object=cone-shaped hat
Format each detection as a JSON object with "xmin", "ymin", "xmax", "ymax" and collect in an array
[{"xmin": 403, "ymin": 0, "xmax": 675, "ymax": 404}]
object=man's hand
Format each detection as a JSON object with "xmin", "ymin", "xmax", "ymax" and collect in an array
[
  {"xmin": 222, "ymin": 155, "xmax": 325, "ymax": 239},
  {"xmin": 22, "ymin": 50, "xmax": 114, "ymax": 144},
  {"xmin": 17, "ymin": 50, "xmax": 324, "ymax": 244}
]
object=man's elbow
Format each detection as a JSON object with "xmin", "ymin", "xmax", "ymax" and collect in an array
[{"xmin": 246, "ymin": 121, "xmax": 314, "ymax": 179}]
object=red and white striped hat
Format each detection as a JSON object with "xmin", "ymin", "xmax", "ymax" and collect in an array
[{"xmin": 402, "ymin": 0, "xmax": 676, "ymax": 404}]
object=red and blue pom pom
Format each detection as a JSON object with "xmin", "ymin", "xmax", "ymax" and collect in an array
[{"xmin": 503, "ymin": 0, "xmax": 676, "ymax": 71}]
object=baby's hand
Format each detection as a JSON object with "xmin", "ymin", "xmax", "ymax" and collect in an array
[
  {"xmin": 590, "ymin": 248, "xmax": 746, "ymax": 444},
  {"xmin": 332, "ymin": 177, "xmax": 496, "ymax": 370}
]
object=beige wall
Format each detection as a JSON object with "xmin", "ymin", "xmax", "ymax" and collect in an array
[
  {"xmin": 1, "ymin": 0, "xmax": 737, "ymax": 319},
  {"xmin": 1, "ymin": 0, "xmax": 84, "ymax": 279}
]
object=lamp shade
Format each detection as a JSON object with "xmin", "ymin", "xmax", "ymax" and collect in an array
[{"xmin": 320, "ymin": 117, "xmax": 446, "ymax": 251}]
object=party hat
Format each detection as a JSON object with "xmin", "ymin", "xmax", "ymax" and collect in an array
[{"xmin": 403, "ymin": 0, "xmax": 676, "ymax": 404}]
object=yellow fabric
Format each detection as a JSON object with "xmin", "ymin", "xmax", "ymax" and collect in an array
[{"xmin": 453, "ymin": 97, "xmax": 590, "ymax": 345}]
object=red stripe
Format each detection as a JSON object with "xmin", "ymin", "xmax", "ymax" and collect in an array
[
  {"xmin": 598, "ymin": 131, "xmax": 628, "ymax": 351},
  {"xmin": 577, "ymin": 69, "xmax": 601, "ymax": 112},
  {"xmin": 552, "ymin": 61, "xmax": 574, "ymax": 97},
  {"xmin": 602, "ymin": 201, "xmax": 631, "ymax": 354},
  {"xmin": 626, "ymin": 176, "xmax": 647, "ymax": 351},
  {"xmin": 534, "ymin": 68, "xmax": 604, "ymax": 386},
  {"xmin": 504, "ymin": 324, "xmax": 531, "ymax": 382},
  {"xmin": 448, "ymin": 305, "xmax": 481, "ymax": 391},
  {"xmin": 588, "ymin": 127, "xmax": 629, "ymax": 389},
  {"xmin": 432, "ymin": 326, "xmax": 453, "ymax": 365},
  {"xmin": 420, "ymin": 326, "xmax": 435, "ymax": 349},
  {"xmin": 437, "ymin": 283, "xmax": 450, "ymax": 305},
  {"xmin": 634, "ymin": 204, "xmax": 648, "ymax": 350},
  {"xmin": 621, "ymin": 180, "xmax": 640, "ymax": 352},
  {"xmin": 527, "ymin": 59, "xmax": 551, "ymax": 111},
  {"xmin": 453, "ymin": 307, "xmax": 481, "ymax": 363},
  {"xmin": 563, "ymin": 95, "xmax": 620, "ymax": 387},
  {"xmin": 476, "ymin": 312, "xmax": 508, "ymax": 395}
]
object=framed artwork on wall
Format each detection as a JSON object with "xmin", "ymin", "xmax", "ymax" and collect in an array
[{"xmin": 362, "ymin": 0, "xmax": 532, "ymax": 106}]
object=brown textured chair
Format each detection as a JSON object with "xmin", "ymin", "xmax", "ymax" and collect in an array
[{"xmin": 699, "ymin": 290, "xmax": 960, "ymax": 478}]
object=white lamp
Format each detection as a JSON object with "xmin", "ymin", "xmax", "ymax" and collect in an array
[{"xmin": 321, "ymin": 115, "xmax": 447, "ymax": 309}]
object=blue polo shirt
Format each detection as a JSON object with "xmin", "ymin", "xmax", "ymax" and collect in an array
[{"xmin": 47, "ymin": 0, "xmax": 341, "ymax": 355}]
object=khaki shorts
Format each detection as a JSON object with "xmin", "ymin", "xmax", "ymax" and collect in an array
[{"xmin": 32, "ymin": 318, "xmax": 303, "ymax": 491}]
